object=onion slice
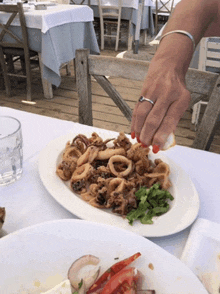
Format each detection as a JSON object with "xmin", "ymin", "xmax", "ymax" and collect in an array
[
  {"xmin": 68, "ymin": 255, "xmax": 100, "ymax": 290},
  {"xmin": 78, "ymin": 280, "xmax": 86, "ymax": 294}
]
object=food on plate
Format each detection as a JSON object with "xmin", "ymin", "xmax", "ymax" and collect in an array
[
  {"xmin": 87, "ymin": 252, "xmax": 141, "ymax": 294},
  {"xmin": 0, "ymin": 207, "xmax": 5, "ymax": 230},
  {"xmin": 41, "ymin": 252, "xmax": 155, "ymax": 294},
  {"xmin": 68, "ymin": 255, "xmax": 100, "ymax": 290},
  {"xmin": 126, "ymin": 183, "xmax": 174, "ymax": 225},
  {"xmin": 56, "ymin": 132, "xmax": 173, "ymax": 223}
]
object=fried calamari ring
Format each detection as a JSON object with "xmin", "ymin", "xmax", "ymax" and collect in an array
[
  {"xmin": 56, "ymin": 159, "xmax": 77, "ymax": 181},
  {"xmin": 80, "ymin": 192, "xmax": 94, "ymax": 202},
  {"xmin": 70, "ymin": 163, "xmax": 93, "ymax": 194},
  {"xmin": 146, "ymin": 160, "xmax": 171, "ymax": 190},
  {"xmin": 108, "ymin": 178, "xmax": 125, "ymax": 194},
  {"xmin": 71, "ymin": 163, "xmax": 93, "ymax": 182},
  {"xmin": 63, "ymin": 146, "xmax": 82, "ymax": 161},
  {"xmin": 96, "ymin": 148, "xmax": 126, "ymax": 160},
  {"xmin": 108, "ymin": 155, "xmax": 133, "ymax": 177},
  {"xmin": 77, "ymin": 146, "xmax": 99, "ymax": 166}
]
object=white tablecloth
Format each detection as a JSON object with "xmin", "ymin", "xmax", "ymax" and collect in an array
[
  {"xmin": 86, "ymin": 0, "xmax": 139, "ymax": 9},
  {"xmin": 1, "ymin": 107, "xmax": 220, "ymax": 261},
  {"xmin": 144, "ymin": 0, "xmax": 155, "ymax": 6},
  {"xmin": 87, "ymin": 0, "xmax": 155, "ymax": 9},
  {"xmin": 0, "ymin": 4, "xmax": 94, "ymax": 33}
]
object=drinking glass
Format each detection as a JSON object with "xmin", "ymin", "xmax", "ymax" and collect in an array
[{"xmin": 0, "ymin": 116, "xmax": 23, "ymax": 186}]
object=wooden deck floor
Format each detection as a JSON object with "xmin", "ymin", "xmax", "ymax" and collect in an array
[{"xmin": 0, "ymin": 43, "xmax": 220, "ymax": 154}]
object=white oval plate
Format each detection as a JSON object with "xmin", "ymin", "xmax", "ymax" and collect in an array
[
  {"xmin": 38, "ymin": 130, "xmax": 200, "ymax": 237},
  {"xmin": 0, "ymin": 219, "xmax": 208, "ymax": 294}
]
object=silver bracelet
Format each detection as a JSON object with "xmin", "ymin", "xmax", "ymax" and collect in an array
[{"xmin": 159, "ymin": 30, "xmax": 196, "ymax": 51}]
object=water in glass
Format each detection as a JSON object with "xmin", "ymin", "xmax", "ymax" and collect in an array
[{"xmin": 0, "ymin": 116, "xmax": 23, "ymax": 186}]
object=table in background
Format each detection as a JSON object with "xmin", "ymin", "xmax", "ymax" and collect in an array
[
  {"xmin": 81, "ymin": 0, "xmax": 155, "ymax": 51},
  {"xmin": 0, "ymin": 4, "xmax": 100, "ymax": 98},
  {"xmin": 1, "ymin": 106, "xmax": 220, "ymax": 260}
]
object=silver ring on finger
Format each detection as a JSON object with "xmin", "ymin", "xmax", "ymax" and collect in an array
[{"xmin": 139, "ymin": 96, "xmax": 154, "ymax": 106}]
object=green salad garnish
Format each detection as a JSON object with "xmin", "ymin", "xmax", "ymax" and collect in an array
[{"xmin": 126, "ymin": 183, "xmax": 174, "ymax": 225}]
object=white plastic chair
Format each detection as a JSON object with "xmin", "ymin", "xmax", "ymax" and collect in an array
[
  {"xmin": 191, "ymin": 37, "xmax": 220, "ymax": 129},
  {"xmin": 98, "ymin": 0, "xmax": 132, "ymax": 51}
]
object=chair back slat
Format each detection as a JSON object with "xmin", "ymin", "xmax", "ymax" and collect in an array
[
  {"xmin": 0, "ymin": 3, "xmax": 34, "ymax": 101},
  {"xmin": 0, "ymin": 12, "xmax": 18, "ymax": 42},
  {"xmin": 155, "ymin": 0, "xmax": 174, "ymax": 33},
  {"xmin": 0, "ymin": 23, "xmax": 23, "ymax": 46},
  {"xmin": 88, "ymin": 54, "xmax": 219, "ymax": 96},
  {"xmin": 0, "ymin": 3, "xmax": 28, "ymax": 49},
  {"xmin": 157, "ymin": 0, "xmax": 174, "ymax": 13},
  {"xmin": 207, "ymin": 42, "xmax": 220, "ymax": 50}
]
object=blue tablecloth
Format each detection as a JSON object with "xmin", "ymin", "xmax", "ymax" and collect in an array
[{"xmin": 6, "ymin": 21, "xmax": 100, "ymax": 87}]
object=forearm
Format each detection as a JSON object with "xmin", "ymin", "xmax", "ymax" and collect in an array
[
  {"xmin": 152, "ymin": 0, "xmax": 220, "ymax": 78},
  {"xmin": 132, "ymin": 0, "xmax": 220, "ymax": 148}
]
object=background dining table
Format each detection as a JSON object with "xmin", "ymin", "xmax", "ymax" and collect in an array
[
  {"xmin": 1, "ymin": 106, "xmax": 220, "ymax": 262},
  {"xmin": 0, "ymin": 3, "xmax": 100, "ymax": 98},
  {"xmin": 82, "ymin": 0, "xmax": 156, "ymax": 46}
]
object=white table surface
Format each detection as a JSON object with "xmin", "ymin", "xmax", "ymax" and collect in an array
[
  {"xmin": 1, "ymin": 107, "xmax": 220, "ymax": 261},
  {"xmin": 0, "ymin": 4, "xmax": 94, "ymax": 33}
]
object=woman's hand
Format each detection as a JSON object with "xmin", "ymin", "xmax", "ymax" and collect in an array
[
  {"xmin": 131, "ymin": 58, "xmax": 191, "ymax": 152},
  {"xmin": 129, "ymin": 0, "xmax": 220, "ymax": 152}
]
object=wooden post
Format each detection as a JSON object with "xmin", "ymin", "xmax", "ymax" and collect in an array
[
  {"xmin": 192, "ymin": 75, "xmax": 220, "ymax": 150},
  {"xmin": 75, "ymin": 49, "xmax": 93, "ymax": 126},
  {"xmin": 38, "ymin": 53, "xmax": 53, "ymax": 99}
]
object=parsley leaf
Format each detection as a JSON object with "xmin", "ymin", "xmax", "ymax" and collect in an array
[{"xmin": 126, "ymin": 183, "xmax": 174, "ymax": 225}]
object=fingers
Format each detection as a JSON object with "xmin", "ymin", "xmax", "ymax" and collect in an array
[
  {"xmin": 139, "ymin": 100, "xmax": 170, "ymax": 146},
  {"xmin": 131, "ymin": 100, "xmax": 154, "ymax": 141},
  {"xmin": 150, "ymin": 93, "xmax": 191, "ymax": 149},
  {"xmin": 135, "ymin": 102, "xmax": 154, "ymax": 137},
  {"xmin": 131, "ymin": 89, "xmax": 190, "ymax": 151},
  {"xmin": 130, "ymin": 103, "xmax": 138, "ymax": 137},
  {"xmin": 131, "ymin": 68, "xmax": 191, "ymax": 151}
]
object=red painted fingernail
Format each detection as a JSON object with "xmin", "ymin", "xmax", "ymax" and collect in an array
[
  {"xmin": 153, "ymin": 145, "xmax": 160, "ymax": 154},
  {"xmin": 131, "ymin": 131, "xmax": 135, "ymax": 139},
  {"xmin": 137, "ymin": 137, "xmax": 141, "ymax": 143},
  {"xmin": 141, "ymin": 143, "xmax": 148, "ymax": 148}
]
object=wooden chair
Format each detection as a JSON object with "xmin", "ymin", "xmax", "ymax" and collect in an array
[
  {"xmin": 75, "ymin": 48, "xmax": 220, "ymax": 151},
  {"xmin": 191, "ymin": 37, "xmax": 220, "ymax": 130},
  {"xmin": 98, "ymin": 0, "xmax": 132, "ymax": 51},
  {"xmin": 154, "ymin": 0, "xmax": 174, "ymax": 34},
  {"xmin": 0, "ymin": 3, "xmax": 39, "ymax": 101}
]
